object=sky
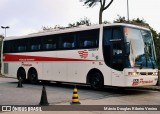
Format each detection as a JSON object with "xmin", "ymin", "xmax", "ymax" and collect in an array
[{"xmin": 0, "ymin": 0, "xmax": 160, "ymax": 37}]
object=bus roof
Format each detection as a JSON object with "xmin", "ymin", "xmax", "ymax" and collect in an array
[{"xmin": 4, "ymin": 23, "xmax": 150, "ymax": 41}]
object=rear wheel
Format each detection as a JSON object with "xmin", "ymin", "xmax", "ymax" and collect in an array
[
  {"xmin": 90, "ymin": 72, "xmax": 104, "ymax": 90},
  {"xmin": 17, "ymin": 68, "xmax": 26, "ymax": 82},
  {"xmin": 28, "ymin": 69, "xmax": 38, "ymax": 84}
]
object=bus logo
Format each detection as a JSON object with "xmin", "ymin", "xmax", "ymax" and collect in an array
[{"xmin": 78, "ymin": 50, "xmax": 88, "ymax": 59}]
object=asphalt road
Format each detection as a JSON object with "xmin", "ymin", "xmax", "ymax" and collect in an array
[{"xmin": 0, "ymin": 77, "xmax": 160, "ymax": 114}]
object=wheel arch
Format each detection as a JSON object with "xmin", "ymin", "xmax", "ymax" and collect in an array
[
  {"xmin": 86, "ymin": 68, "xmax": 104, "ymax": 84},
  {"xmin": 27, "ymin": 67, "xmax": 38, "ymax": 79}
]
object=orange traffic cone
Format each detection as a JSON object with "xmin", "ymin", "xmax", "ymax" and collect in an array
[{"xmin": 70, "ymin": 85, "xmax": 80, "ymax": 104}]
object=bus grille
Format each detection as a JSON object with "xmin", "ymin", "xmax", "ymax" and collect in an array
[{"xmin": 140, "ymin": 72, "xmax": 153, "ymax": 75}]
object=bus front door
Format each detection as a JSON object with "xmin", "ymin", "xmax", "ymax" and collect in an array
[{"xmin": 110, "ymin": 40, "xmax": 124, "ymax": 86}]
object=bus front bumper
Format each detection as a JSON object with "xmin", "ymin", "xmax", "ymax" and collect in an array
[{"xmin": 124, "ymin": 75, "xmax": 158, "ymax": 87}]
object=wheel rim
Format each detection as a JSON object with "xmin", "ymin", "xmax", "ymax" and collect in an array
[
  {"xmin": 91, "ymin": 73, "xmax": 102, "ymax": 89},
  {"xmin": 30, "ymin": 74, "xmax": 36, "ymax": 82},
  {"xmin": 29, "ymin": 70, "xmax": 37, "ymax": 84}
]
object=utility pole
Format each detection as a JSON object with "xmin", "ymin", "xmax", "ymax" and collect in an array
[{"xmin": 127, "ymin": 0, "xmax": 130, "ymax": 22}]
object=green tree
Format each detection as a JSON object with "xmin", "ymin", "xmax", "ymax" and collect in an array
[
  {"xmin": 42, "ymin": 17, "xmax": 91, "ymax": 31},
  {"xmin": 81, "ymin": 0, "xmax": 114, "ymax": 24},
  {"xmin": 68, "ymin": 17, "xmax": 91, "ymax": 27}
]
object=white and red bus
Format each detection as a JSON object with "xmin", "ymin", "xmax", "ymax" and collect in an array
[{"xmin": 1, "ymin": 23, "xmax": 158, "ymax": 89}]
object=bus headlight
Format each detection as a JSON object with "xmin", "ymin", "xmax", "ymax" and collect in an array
[
  {"xmin": 153, "ymin": 72, "xmax": 158, "ymax": 76},
  {"xmin": 128, "ymin": 72, "xmax": 138, "ymax": 76}
]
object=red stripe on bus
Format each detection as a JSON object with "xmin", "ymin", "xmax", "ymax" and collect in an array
[{"xmin": 3, "ymin": 54, "xmax": 93, "ymax": 62}]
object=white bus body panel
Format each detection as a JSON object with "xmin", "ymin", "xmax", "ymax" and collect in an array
[{"xmin": 1, "ymin": 23, "xmax": 158, "ymax": 87}]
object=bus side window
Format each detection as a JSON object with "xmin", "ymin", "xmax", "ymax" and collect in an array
[
  {"xmin": 42, "ymin": 35, "xmax": 58, "ymax": 51},
  {"xmin": 113, "ymin": 28, "xmax": 123, "ymax": 39},
  {"xmin": 72, "ymin": 42, "xmax": 75, "ymax": 48},
  {"xmin": 3, "ymin": 41, "xmax": 11, "ymax": 53},
  {"xmin": 78, "ymin": 29, "xmax": 99, "ymax": 49},
  {"xmin": 13, "ymin": 39, "xmax": 27, "ymax": 52},
  {"xmin": 28, "ymin": 37, "xmax": 42, "ymax": 51},
  {"xmin": 63, "ymin": 42, "xmax": 72, "ymax": 48},
  {"xmin": 103, "ymin": 28, "xmax": 112, "ymax": 66},
  {"xmin": 43, "ymin": 44, "xmax": 56, "ymax": 50},
  {"xmin": 84, "ymin": 40, "xmax": 93, "ymax": 47},
  {"xmin": 18, "ymin": 46, "xmax": 26, "ymax": 52},
  {"xmin": 44, "ymin": 44, "xmax": 53, "ymax": 49},
  {"xmin": 61, "ymin": 32, "xmax": 76, "ymax": 50},
  {"xmin": 31, "ymin": 44, "xmax": 41, "ymax": 51},
  {"xmin": 103, "ymin": 28, "xmax": 112, "ymax": 45}
]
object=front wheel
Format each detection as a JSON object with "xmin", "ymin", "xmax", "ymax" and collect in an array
[
  {"xmin": 90, "ymin": 72, "xmax": 104, "ymax": 90},
  {"xmin": 28, "ymin": 69, "xmax": 38, "ymax": 84}
]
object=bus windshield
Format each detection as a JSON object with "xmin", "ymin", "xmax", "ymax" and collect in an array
[{"xmin": 124, "ymin": 27, "xmax": 157, "ymax": 69}]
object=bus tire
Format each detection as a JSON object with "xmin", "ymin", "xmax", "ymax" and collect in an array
[
  {"xmin": 28, "ymin": 69, "xmax": 38, "ymax": 84},
  {"xmin": 90, "ymin": 72, "xmax": 104, "ymax": 90},
  {"xmin": 17, "ymin": 68, "xmax": 26, "ymax": 82}
]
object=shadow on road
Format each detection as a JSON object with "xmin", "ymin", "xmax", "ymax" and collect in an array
[{"xmin": 9, "ymin": 80, "xmax": 153, "ymax": 97}]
